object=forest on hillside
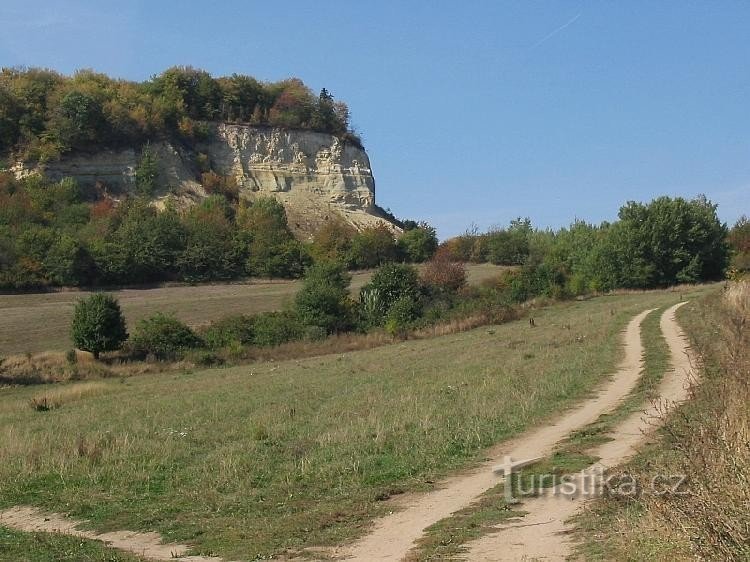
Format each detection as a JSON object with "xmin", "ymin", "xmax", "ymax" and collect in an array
[{"xmin": 0, "ymin": 66, "xmax": 357, "ymax": 163}]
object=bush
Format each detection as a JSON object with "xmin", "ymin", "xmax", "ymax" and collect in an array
[
  {"xmin": 71, "ymin": 293, "xmax": 128, "ymax": 359},
  {"xmin": 384, "ymin": 296, "xmax": 422, "ymax": 337},
  {"xmin": 361, "ymin": 263, "xmax": 423, "ymax": 327},
  {"xmin": 420, "ymin": 256, "xmax": 467, "ymax": 296},
  {"xmin": 130, "ymin": 313, "xmax": 202, "ymax": 360},
  {"xmin": 251, "ymin": 311, "xmax": 304, "ymax": 347},
  {"xmin": 201, "ymin": 315, "xmax": 255, "ymax": 349},
  {"xmin": 294, "ymin": 261, "xmax": 352, "ymax": 333}
]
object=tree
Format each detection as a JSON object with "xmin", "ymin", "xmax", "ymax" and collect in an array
[
  {"xmin": 346, "ymin": 225, "xmax": 399, "ymax": 269},
  {"xmin": 614, "ymin": 196, "xmax": 729, "ymax": 286},
  {"xmin": 294, "ymin": 261, "xmax": 353, "ymax": 333},
  {"xmin": 398, "ymin": 224, "xmax": 438, "ymax": 262},
  {"xmin": 71, "ymin": 293, "xmax": 128, "ymax": 358},
  {"xmin": 135, "ymin": 143, "xmax": 159, "ymax": 196},
  {"xmin": 729, "ymin": 216, "xmax": 750, "ymax": 271}
]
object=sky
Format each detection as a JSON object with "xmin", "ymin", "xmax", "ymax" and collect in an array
[{"xmin": 1, "ymin": 1, "xmax": 748, "ymax": 238}]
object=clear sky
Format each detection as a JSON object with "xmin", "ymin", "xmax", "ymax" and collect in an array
[{"xmin": 1, "ymin": 1, "xmax": 748, "ymax": 238}]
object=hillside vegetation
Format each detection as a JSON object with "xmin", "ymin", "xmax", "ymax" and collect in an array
[{"xmin": 0, "ymin": 66, "xmax": 357, "ymax": 163}]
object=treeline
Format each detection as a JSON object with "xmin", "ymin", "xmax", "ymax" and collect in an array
[
  {"xmin": 68, "ymin": 258, "xmax": 487, "ymax": 364},
  {"xmin": 441, "ymin": 196, "xmax": 735, "ymax": 294},
  {"xmin": 0, "ymin": 172, "xmax": 437, "ymax": 290},
  {"xmin": 0, "ymin": 66, "xmax": 356, "ymax": 163}
]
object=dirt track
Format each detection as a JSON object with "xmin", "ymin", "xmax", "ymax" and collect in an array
[
  {"xmin": 332, "ymin": 307, "xmax": 663, "ymax": 561},
  {"xmin": 463, "ymin": 302, "xmax": 693, "ymax": 561}
]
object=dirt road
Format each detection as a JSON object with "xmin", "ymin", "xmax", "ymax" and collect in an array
[
  {"xmin": 333, "ymin": 307, "xmax": 669, "ymax": 561},
  {"xmin": 463, "ymin": 302, "xmax": 692, "ymax": 561}
]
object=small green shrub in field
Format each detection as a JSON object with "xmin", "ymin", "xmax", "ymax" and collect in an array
[
  {"xmin": 130, "ymin": 314, "xmax": 202, "ymax": 360},
  {"xmin": 361, "ymin": 263, "xmax": 423, "ymax": 328},
  {"xmin": 385, "ymin": 296, "xmax": 422, "ymax": 337},
  {"xmin": 186, "ymin": 349, "xmax": 224, "ymax": 367},
  {"xmin": 71, "ymin": 293, "xmax": 128, "ymax": 359},
  {"xmin": 356, "ymin": 287, "xmax": 387, "ymax": 332},
  {"xmin": 202, "ymin": 315, "xmax": 255, "ymax": 349},
  {"xmin": 294, "ymin": 261, "xmax": 353, "ymax": 333},
  {"xmin": 251, "ymin": 311, "xmax": 304, "ymax": 347}
]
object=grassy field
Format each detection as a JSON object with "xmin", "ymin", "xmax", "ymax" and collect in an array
[
  {"xmin": 0, "ymin": 264, "xmax": 508, "ymax": 355},
  {"xmin": 0, "ymin": 287, "xmax": 706, "ymax": 561}
]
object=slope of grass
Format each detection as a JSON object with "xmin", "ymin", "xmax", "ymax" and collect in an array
[{"xmin": 0, "ymin": 289, "xmax": 701, "ymax": 560}]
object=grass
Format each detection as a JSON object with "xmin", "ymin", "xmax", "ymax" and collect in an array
[
  {"xmin": 0, "ymin": 264, "xmax": 510, "ymax": 355},
  {"xmin": 0, "ymin": 526, "xmax": 145, "ymax": 562},
  {"xmin": 0, "ymin": 288, "xmax": 703, "ymax": 561},
  {"xmin": 572, "ymin": 283, "xmax": 750, "ymax": 561},
  {"xmin": 405, "ymin": 300, "xmax": 676, "ymax": 561}
]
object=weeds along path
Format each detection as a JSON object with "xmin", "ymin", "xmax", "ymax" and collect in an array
[
  {"xmin": 331, "ymin": 308, "xmax": 656, "ymax": 562},
  {"xmin": 0, "ymin": 506, "xmax": 223, "ymax": 562},
  {"xmin": 462, "ymin": 302, "xmax": 693, "ymax": 561}
]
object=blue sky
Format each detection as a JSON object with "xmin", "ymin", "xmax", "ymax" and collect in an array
[{"xmin": 1, "ymin": 1, "xmax": 748, "ymax": 238}]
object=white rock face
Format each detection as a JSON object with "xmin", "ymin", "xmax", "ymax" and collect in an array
[{"xmin": 15, "ymin": 124, "xmax": 397, "ymax": 238}]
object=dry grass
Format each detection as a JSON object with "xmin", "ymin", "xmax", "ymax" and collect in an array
[
  {"xmin": 28, "ymin": 382, "xmax": 111, "ymax": 411},
  {"xmin": 573, "ymin": 281, "xmax": 750, "ymax": 560},
  {"xmin": 0, "ymin": 264, "xmax": 511, "ymax": 355}
]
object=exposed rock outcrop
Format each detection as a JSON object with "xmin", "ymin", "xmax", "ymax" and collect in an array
[{"xmin": 14, "ymin": 124, "xmax": 398, "ymax": 238}]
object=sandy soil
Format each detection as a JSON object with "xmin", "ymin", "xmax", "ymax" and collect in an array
[
  {"xmin": 463, "ymin": 302, "xmax": 693, "ymax": 561},
  {"xmin": 330, "ymin": 307, "xmax": 657, "ymax": 561}
]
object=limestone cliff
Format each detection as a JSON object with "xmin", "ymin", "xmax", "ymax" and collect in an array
[{"xmin": 14, "ymin": 124, "xmax": 398, "ymax": 238}]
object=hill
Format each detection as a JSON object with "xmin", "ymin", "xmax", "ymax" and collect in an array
[{"xmin": 1, "ymin": 67, "xmax": 397, "ymax": 237}]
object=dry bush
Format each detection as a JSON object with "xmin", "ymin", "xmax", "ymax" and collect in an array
[{"xmin": 420, "ymin": 256, "xmax": 467, "ymax": 295}]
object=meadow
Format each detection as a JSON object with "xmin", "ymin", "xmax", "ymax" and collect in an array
[
  {"xmin": 0, "ymin": 264, "xmax": 512, "ymax": 355},
  {"xmin": 0, "ymin": 286, "xmax": 709, "ymax": 560}
]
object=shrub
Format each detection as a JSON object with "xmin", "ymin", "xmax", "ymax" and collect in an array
[
  {"xmin": 251, "ymin": 311, "xmax": 304, "ymax": 347},
  {"xmin": 361, "ymin": 263, "xmax": 423, "ymax": 327},
  {"xmin": 294, "ymin": 261, "xmax": 352, "ymax": 333},
  {"xmin": 201, "ymin": 315, "xmax": 255, "ymax": 349},
  {"xmin": 420, "ymin": 256, "xmax": 467, "ymax": 296},
  {"xmin": 71, "ymin": 293, "xmax": 128, "ymax": 359},
  {"xmin": 130, "ymin": 313, "xmax": 202, "ymax": 360},
  {"xmin": 356, "ymin": 287, "xmax": 387, "ymax": 332},
  {"xmin": 385, "ymin": 296, "xmax": 422, "ymax": 337}
]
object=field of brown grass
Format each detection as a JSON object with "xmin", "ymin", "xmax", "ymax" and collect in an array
[{"xmin": 0, "ymin": 264, "xmax": 513, "ymax": 355}]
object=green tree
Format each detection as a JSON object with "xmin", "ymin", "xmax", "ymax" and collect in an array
[
  {"xmin": 71, "ymin": 293, "xmax": 128, "ymax": 358},
  {"xmin": 135, "ymin": 143, "xmax": 159, "ymax": 196},
  {"xmin": 295, "ymin": 261, "xmax": 352, "ymax": 333},
  {"xmin": 398, "ymin": 224, "xmax": 438, "ymax": 262},
  {"xmin": 346, "ymin": 225, "xmax": 398, "ymax": 269},
  {"xmin": 614, "ymin": 196, "xmax": 729, "ymax": 286},
  {"xmin": 729, "ymin": 216, "xmax": 750, "ymax": 271}
]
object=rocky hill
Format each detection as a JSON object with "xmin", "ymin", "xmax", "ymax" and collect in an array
[{"xmin": 13, "ymin": 124, "xmax": 397, "ymax": 239}]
